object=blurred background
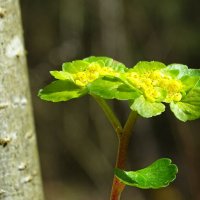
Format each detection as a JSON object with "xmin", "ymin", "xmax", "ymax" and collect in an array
[{"xmin": 20, "ymin": 0, "xmax": 200, "ymax": 199}]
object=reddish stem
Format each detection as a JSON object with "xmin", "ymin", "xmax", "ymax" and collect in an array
[
  {"xmin": 92, "ymin": 96, "xmax": 137, "ymax": 200},
  {"xmin": 110, "ymin": 111, "xmax": 137, "ymax": 200},
  {"xmin": 110, "ymin": 177, "xmax": 125, "ymax": 200}
]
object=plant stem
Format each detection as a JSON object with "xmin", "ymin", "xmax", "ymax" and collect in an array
[
  {"xmin": 110, "ymin": 111, "xmax": 137, "ymax": 200},
  {"xmin": 117, "ymin": 111, "xmax": 138, "ymax": 168},
  {"xmin": 92, "ymin": 95, "xmax": 123, "ymax": 137},
  {"xmin": 92, "ymin": 95, "xmax": 137, "ymax": 199}
]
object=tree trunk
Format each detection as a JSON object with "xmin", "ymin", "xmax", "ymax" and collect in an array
[{"xmin": 0, "ymin": 0, "xmax": 44, "ymax": 199}]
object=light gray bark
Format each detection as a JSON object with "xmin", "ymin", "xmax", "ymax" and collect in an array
[{"xmin": 0, "ymin": 0, "xmax": 44, "ymax": 199}]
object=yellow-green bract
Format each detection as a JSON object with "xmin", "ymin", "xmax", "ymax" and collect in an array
[{"xmin": 38, "ymin": 56, "xmax": 200, "ymax": 122}]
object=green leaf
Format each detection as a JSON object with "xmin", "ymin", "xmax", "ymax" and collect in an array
[
  {"xmin": 114, "ymin": 158, "xmax": 178, "ymax": 189},
  {"xmin": 62, "ymin": 60, "xmax": 89, "ymax": 73},
  {"xmin": 131, "ymin": 61, "xmax": 166, "ymax": 74},
  {"xmin": 188, "ymin": 68, "xmax": 200, "ymax": 76},
  {"xmin": 170, "ymin": 101, "xmax": 200, "ymax": 122},
  {"xmin": 181, "ymin": 76, "xmax": 200, "ymax": 92},
  {"xmin": 38, "ymin": 80, "xmax": 87, "ymax": 102},
  {"xmin": 84, "ymin": 56, "xmax": 127, "ymax": 72},
  {"xmin": 88, "ymin": 76, "xmax": 141, "ymax": 100},
  {"xmin": 130, "ymin": 96, "xmax": 165, "ymax": 118},
  {"xmin": 162, "ymin": 64, "xmax": 200, "ymax": 80},
  {"xmin": 170, "ymin": 80, "xmax": 200, "ymax": 121},
  {"xmin": 50, "ymin": 71, "xmax": 74, "ymax": 81},
  {"xmin": 161, "ymin": 64, "xmax": 189, "ymax": 79}
]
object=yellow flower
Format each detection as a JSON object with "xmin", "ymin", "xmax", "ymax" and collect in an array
[
  {"xmin": 126, "ymin": 70, "xmax": 183, "ymax": 102},
  {"xmin": 74, "ymin": 62, "xmax": 117, "ymax": 87}
]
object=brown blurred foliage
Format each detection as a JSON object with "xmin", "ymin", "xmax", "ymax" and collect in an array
[{"xmin": 20, "ymin": 0, "xmax": 200, "ymax": 199}]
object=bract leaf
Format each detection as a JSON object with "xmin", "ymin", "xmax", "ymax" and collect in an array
[
  {"xmin": 88, "ymin": 76, "xmax": 141, "ymax": 100},
  {"xmin": 130, "ymin": 95, "xmax": 165, "ymax": 118},
  {"xmin": 161, "ymin": 64, "xmax": 189, "ymax": 79},
  {"xmin": 38, "ymin": 80, "xmax": 87, "ymax": 102},
  {"xmin": 131, "ymin": 61, "xmax": 166, "ymax": 74},
  {"xmin": 50, "ymin": 71, "xmax": 73, "ymax": 81},
  {"xmin": 188, "ymin": 69, "xmax": 200, "ymax": 76},
  {"xmin": 181, "ymin": 75, "xmax": 200, "ymax": 92},
  {"xmin": 114, "ymin": 158, "xmax": 178, "ymax": 189},
  {"xmin": 62, "ymin": 60, "xmax": 89, "ymax": 73},
  {"xmin": 84, "ymin": 56, "xmax": 127, "ymax": 72},
  {"xmin": 170, "ymin": 101, "xmax": 200, "ymax": 122},
  {"xmin": 170, "ymin": 79, "xmax": 200, "ymax": 121}
]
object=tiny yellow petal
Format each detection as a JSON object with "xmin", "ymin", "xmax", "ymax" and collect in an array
[
  {"xmin": 73, "ymin": 62, "xmax": 116, "ymax": 87},
  {"xmin": 126, "ymin": 70, "xmax": 183, "ymax": 102}
]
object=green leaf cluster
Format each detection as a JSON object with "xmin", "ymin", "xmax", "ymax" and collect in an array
[
  {"xmin": 38, "ymin": 56, "xmax": 200, "ymax": 121},
  {"xmin": 114, "ymin": 158, "xmax": 178, "ymax": 189}
]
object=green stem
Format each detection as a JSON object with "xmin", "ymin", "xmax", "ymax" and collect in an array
[
  {"xmin": 92, "ymin": 95, "xmax": 137, "ymax": 199},
  {"xmin": 117, "ymin": 111, "xmax": 138, "ymax": 168},
  {"xmin": 92, "ymin": 95, "xmax": 123, "ymax": 138},
  {"xmin": 110, "ymin": 111, "xmax": 137, "ymax": 200}
]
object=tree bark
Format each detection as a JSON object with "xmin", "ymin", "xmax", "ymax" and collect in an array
[{"xmin": 0, "ymin": 0, "xmax": 44, "ymax": 199}]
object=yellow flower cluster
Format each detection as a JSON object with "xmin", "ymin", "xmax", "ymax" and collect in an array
[
  {"xmin": 126, "ymin": 70, "xmax": 183, "ymax": 102},
  {"xmin": 74, "ymin": 62, "xmax": 118, "ymax": 86},
  {"xmin": 72, "ymin": 61, "xmax": 183, "ymax": 103}
]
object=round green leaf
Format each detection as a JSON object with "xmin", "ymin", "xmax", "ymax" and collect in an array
[
  {"xmin": 88, "ymin": 76, "xmax": 140, "ymax": 100},
  {"xmin": 131, "ymin": 61, "xmax": 166, "ymax": 74},
  {"xmin": 50, "ymin": 71, "xmax": 73, "ymax": 81},
  {"xmin": 188, "ymin": 69, "xmax": 200, "ymax": 76},
  {"xmin": 114, "ymin": 158, "xmax": 178, "ymax": 189},
  {"xmin": 170, "ymin": 101, "xmax": 200, "ymax": 122},
  {"xmin": 130, "ymin": 96, "xmax": 165, "ymax": 118},
  {"xmin": 161, "ymin": 64, "xmax": 188, "ymax": 79},
  {"xmin": 62, "ymin": 60, "xmax": 89, "ymax": 73},
  {"xmin": 170, "ymin": 78, "xmax": 200, "ymax": 121},
  {"xmin": 84, "ymin": 56, "xmax": 127, "ymax": 72},
  {"xmin": 38, "ymin": 80, "xmax": 87, "ymax": 102}
]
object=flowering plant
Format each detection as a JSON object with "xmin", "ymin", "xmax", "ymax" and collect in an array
[{"xmin": 39, "ymin": 56, "xmax": 200, "ymax": 199}]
